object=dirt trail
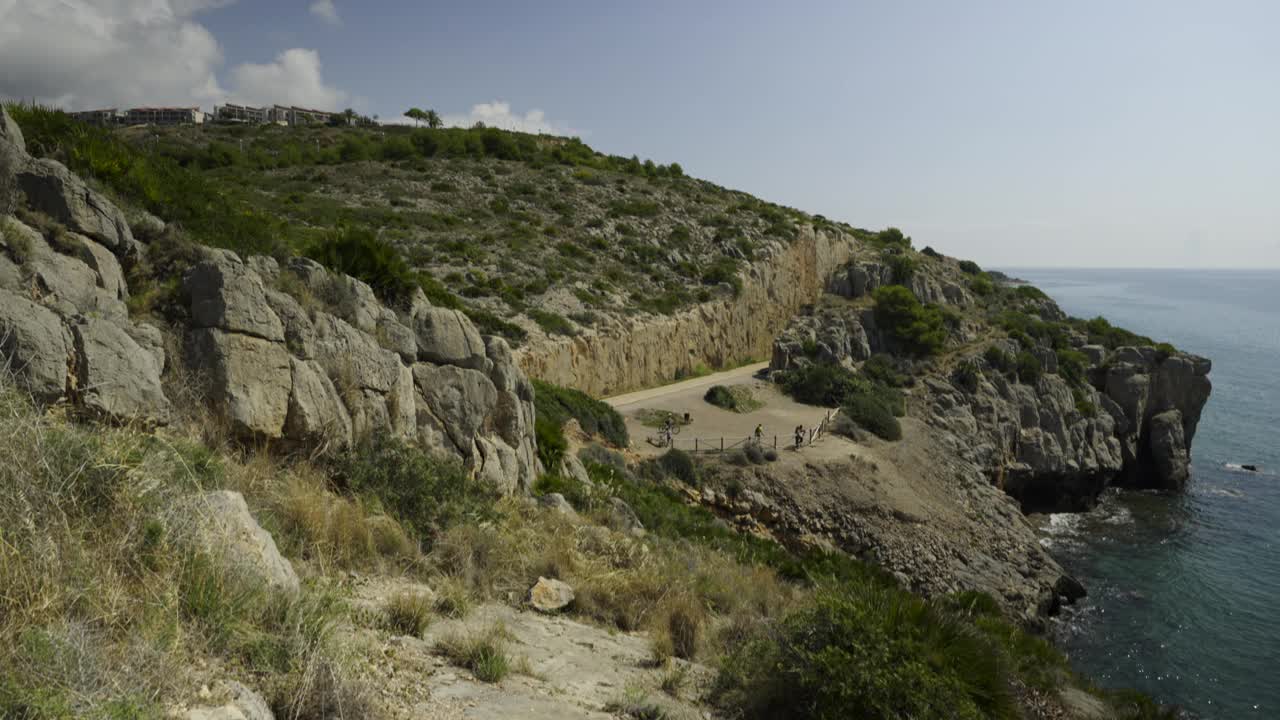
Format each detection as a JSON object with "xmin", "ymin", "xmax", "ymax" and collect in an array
[
  {"xmin": 340, "ymin": 578, "xmax": 713, "ymax": 720},
  {"xmin": 606, "ymin": 362, "xmax": 854, "ymax": 463}
]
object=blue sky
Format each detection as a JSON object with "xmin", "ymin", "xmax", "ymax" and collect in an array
[{"xmin": 2, "ymin": 0, "xmax": 1277, "ymax": 267}]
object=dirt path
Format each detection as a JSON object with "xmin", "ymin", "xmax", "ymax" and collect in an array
[{"xmin": 606, "ymin": 362, "xmax": 855, "ymax": 463}]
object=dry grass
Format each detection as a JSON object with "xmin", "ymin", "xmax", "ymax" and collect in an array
[
  {"xmin": 425, "ymin": 497, "xmax": 797, "ymax": 646},
  {"xmin": 270, "ymin": 463, "xmax": 418, "ymax": 574},
  {"xmin": 383, "ymin": 591, "xmax": 433, "ymax": 637},
  {"xmin": 0, "ymin": 377, "xmax": 376, "ymax": 717},
  {"xmin": 434, "ymin": 624, "xmax": 515, "ymax": 683}
]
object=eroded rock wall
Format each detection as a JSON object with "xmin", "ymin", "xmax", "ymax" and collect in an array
[
  {"xmin": 515, "ymin": 225, "xmax": 858, "ymax": 396},
  {"xmin": 0, "ymin": 108, "xmax": 538, "ymax": 494}
]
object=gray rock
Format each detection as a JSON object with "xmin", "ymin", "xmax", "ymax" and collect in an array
[
  {"xmin": 476, "ymin": 435, "xmax": 519, "ymax": 495},
  {"xmin": 0, "ymin": 288, "xmax": 71, "ymax": 401},
  {"xmin": 178, "ymin": 680, "xmax": 274, "ymax": 720},
  {"xmin": 188, "ymin": 328, "xmax": 292, "ymax": 439},
  {"xmin": 284, "ymin": 256, "xmax": 329, "ymax": 289},
  {"xmin": 74, "ymin": 235, "xmax": 127, "ymax": 300},
  {"xmin": 412, "ymin": 363, "xmax": 498, "ymax": 456},
  {"xmin": 1, "ymin": 106, "xmax": 25, "ymax": 154},
  {"xmin": 412, "ymin": 306, "xmax": 486, "ymax": 369},
  {"xmin": 1148, "ymin": 410, "xmax": 1190, "ymax": 490},
  {"xmin": 388, "ymin": 362, "xmax": 418, "ymax": 439},
  {"xmin": 311, "ymin": 313, "xmax": 401, "ymax": 393},
  {"xmin": 264, "ymin": 289, "xmax": 315, "ymax": 359},
  {"xmin": 245, "ymin": 255, "xmax": 279, "ymax": 282},
  {"xmin": 72, "ymin": 319, "xmax": 169, "ymax": 423},
  {"xmin": 1081, "ymin": 345, "xmax": 1107, "ymax": 365},
  {"xmin": 376, "ymin": 308, "xmax": 417, "ymax": 363},
  {"xmin": 608, "ymin": 497, "xmax": 646, "ymax": 537},
  {"xmin": 173, "ymin": 491, "xmax": 299, "ymax": 595},
  {"xmin": 528, "ymin": 576, "xmax": 575, "ymax": 613},
  {"xmin": 558, "ymin": 452, "xmax": 592, "ymax": 488},
  {"xmin": 185, "ymin": 256, "xmax": 285, "ymax": 342},
  {"xmin": 285, "ymin": 358, "xmax": 352, "ymax": 448},
  {"xmin": 538, "ymin": 493, "xmax": 578, "ymax": 519},
  {"xmin": 332, "ymin": 274, "xmax": 380, "ymax": 334},
  {"xmin": 16, "ymin": 158, "xmax": 140, "ymax": 261},
  {"xmin": 126, "ymin": 322, "xmax": 167, "ymax": 374}
]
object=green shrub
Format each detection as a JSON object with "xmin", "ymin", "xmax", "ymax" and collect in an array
[
  {"xmin": 532, "ymin": 380, "xmax": 629, "ymax": 450},
  {"xmin": 958, "ymin": 260, "xmax": 982, "ymax": 275},
  {"xmin": 713, "ymin": 584, "xmax": 1015, "ymax": 720},
  {"xmin": 921, "ymin": 246, "xmax": 942, "ymax": 259},
  {"xmin": 1077, "ymin": 316, "xmax": 1155, "ymax": 349},
  {"xmin": 435, "ymin": 626, "xmax": 512, "ymax": 683},
  {"xmin": 1072, "ymin": 387, "xmax": 1098, "ymax": 418},
  {"xmin": 528, "ymin": 308, "xmax": 576, "ymax": 336},
  {"xmin": 329, "ymin": 436, "xmax": 494, "ymax": 547},
  {"xmin": 701, "ymin": 257, "xmax": 743, "ymax": 296},
  {"xmin": 306, "ymin": 226, "xmax": 418, "ymax": 303},
  {"xmin": 703, "ymin": 384, "xmax": 761, "ymax": 413},
  {"xmin": 842, "ymin": 394, "xmax": 902, "ymax": 441},
  {"xmin": 887, "ymin": 253, "xmax": 918, "ymax": 283},
  {"xmin": 1056, "ymin": 348, "xmax": 1089, "ymax": 386},
  {"xmin": 1015, "ymin": 351, "xmax": 1043, "ymax": 385},
  {"xmin": 660, "ymin": 449, "xmax": 698, "ymax": 485},
  {"xmin": 1154, "ymin": 342, "xmax": 1176, "ymax": 362},
  {"xmin": 970, "ymin": 275, "xmax": 994, "ymax": 296},
  {"xmin": 1013, "ymin": 284, "xmax": 1049, "ymax": 301},
  {"xmin": 871, "ymin": 227, "xmax": 912, "ymax": 249},
  {"xmin": 777, "ymin": 364, "xmax": 903, "ymax": 415},
  {"xmin": 984, "ymin": 346, "xmax": 1015, "ymax": 375},
  {"xmin": 872, "ymin": 285, "xmax": 947, "ymax": 357},
  {"xmin": 862, "ymin": 354, "xmax": 908, "ymax": 387}
]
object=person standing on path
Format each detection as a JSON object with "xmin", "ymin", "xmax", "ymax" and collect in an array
[
  {"xmin": 794, "ymin": 424, "xmax": 806, "ymax": 450},
  {"xmin": 754, "ymin": 423, "xmax": 764, "ymax": 446}
]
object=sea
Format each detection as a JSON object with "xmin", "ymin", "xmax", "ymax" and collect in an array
[{"xmin": 1005, "ymin": 268, "xmax": 1280, "ymax": 719}]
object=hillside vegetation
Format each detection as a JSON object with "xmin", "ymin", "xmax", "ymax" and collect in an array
[
  {"xmin": 7, "ymin": 105, "xmax": 880, "ymax": 344},
  {"xmin": 0, "ymin": 105, "xmax": 1188, "ymax": 719}
]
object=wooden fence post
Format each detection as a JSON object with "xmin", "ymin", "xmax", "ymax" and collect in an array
[{"xmin": 695, "ymin": 438, "xmax": 699, "ymax": 453}]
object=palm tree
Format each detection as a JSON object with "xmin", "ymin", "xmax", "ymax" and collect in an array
[
  {"xmin": 404, "ymin": 107, "xmax": 426, "ymax": 126},
  {"xmin": 426, "ymin": 109, "xmax": 442, "ymax": 129}
]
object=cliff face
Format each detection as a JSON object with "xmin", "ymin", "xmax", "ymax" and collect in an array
[
  {"xmin": 770, "ymin": 256, "xmax": 1213, "ymax": 512},
  {"xmin": 515, "ymin": 225, "xmax": 858, "ymax": 396},
  {"xmin": 0, "ymin": 110, "xmax": 538, "ymax": 493}
]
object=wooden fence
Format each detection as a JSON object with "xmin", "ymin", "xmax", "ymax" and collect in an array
[{"xmin": 649, "ymin": 409, "xmax": 839, "ymax": 454}]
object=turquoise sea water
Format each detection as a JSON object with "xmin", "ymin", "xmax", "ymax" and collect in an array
[{"xmin": 1006, "ymin": 269, "xmax": 1280, "ymax": 719}]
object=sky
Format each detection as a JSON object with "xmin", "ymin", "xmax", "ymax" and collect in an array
[{"xmin": 1, "ymin": 0, "xmax": 1277, "ymax": 268}]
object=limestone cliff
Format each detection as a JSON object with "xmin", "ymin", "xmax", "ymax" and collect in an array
[
  {"xmin": 770, "ymin": 253, "xmax": 1213, "ymax": 512},
  {"xmin": 515, "ymin": 225, "xmax": 858, "ymax": 396},
  {"xmin": 0, "ymin": 109, "xmax": 538, "ymax": 493}
]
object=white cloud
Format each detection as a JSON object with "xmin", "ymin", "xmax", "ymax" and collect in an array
[
  {"xmin": 0, "ymin": 2, "xmax": 350, "ymax": 114},
  {"xmin": 0, "ymin": 0, "xmax": 228, "ymax": 109},
  {"xmin": 308, "ymin": 0, "xmax": 340, "ymax": 26},
  {"xmin": 441, "ymin": 101, "xmax": 573, "ymax": 135},
  {"xmin": 228, "ymin": 49, "xmax": 347, "ymax": 110}
]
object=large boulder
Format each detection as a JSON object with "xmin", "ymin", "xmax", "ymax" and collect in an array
[
  {"xmin": 73, "ymin": 234, "xmax": 128, "ymax": 300},
  {"xmin": 311, "ymin": 314, "xmax": 401, "ymax": 393},
  {"xmin": 173, "ymin": 491, "xmax": 299, "ymax": 595},
  {"xmin": 0, "ymin": 288, "xmax": 71, "ymax": 401},
  {"xmin": 72, "ymin": 318, "xmax": 169, "ymax": 423},
  {"xmin": 188, "ymin": 328, "xmax": 292, "ymax": 439},
  {"xmin": 263, "ymin": 289, "xmax": 315, "ymax": 359},
  {"xmin": 185, "ymin": 256, "xmax": 285, "ymax": 342},
  {"xmin": 284, "ymin": 358, "xmax": 352, "ymax": 448},
  {"xmin": 16, "ymin": 158, "xmax": 140, "ymax": 261},
  {"xmin": 528, "ymin": 576, "xmax": 574, "ymax": 613},
  {"xmin": 412, "ymin": 306, "xmax": 487, "ymax": 369},
  {"xmin": 412, "ymin": 363, "xmax": 499, "ymax": 457}
]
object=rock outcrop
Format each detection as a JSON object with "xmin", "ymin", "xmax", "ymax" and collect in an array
[
  {"xmin": 768, "ymin": 264, "xmax": 1212, "ymax": 511},
  {"xmin": 173, "ymin": 490, "xmax": 301, "ymax": 595},
  {"xmin": 0, "ymin": 107, "xmax": 539, "ymax": 494}
]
